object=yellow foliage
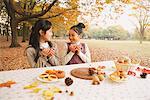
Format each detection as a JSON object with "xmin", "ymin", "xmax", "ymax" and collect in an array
[
  {"xmin": 105, "ymin": 0, "xmax": 112, "ymax": 4},
  {"xmin": 41, "ymin": 0, "xmax": 79, "ymax": 36}
]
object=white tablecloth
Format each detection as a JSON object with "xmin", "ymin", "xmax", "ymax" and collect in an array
[{"xmin": 0, "ymin": 61, "xmax": 150, "ymax": 100}]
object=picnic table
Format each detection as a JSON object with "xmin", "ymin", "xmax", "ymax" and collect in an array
[{"xmin": 0, "ymin": 61, "xmax": 150, "ymax": 100}]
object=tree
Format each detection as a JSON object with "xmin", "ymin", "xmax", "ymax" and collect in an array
[
  {"xmin": 0, "ymin": 2, "xmax": 10, "ymax": 41},
  {"xmin": 3, "ymin": 0, "xmax": 79, "ymax": 47},
  {"xmin": 107, "ymin": 25, "xmax": 129, "ymax": 40},
  {"xmin": 3, "ymin": 0, "xmax": 60, "ymax": 47},
  {"xmin": 130, "ymin": 1, "xmax": 150, "ymax": 43},
  {"xmin": 43, "ymin": 1, "xmax": 79, "ymax": 37}
]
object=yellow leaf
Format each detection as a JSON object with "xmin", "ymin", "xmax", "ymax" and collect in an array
[
  {"xmin": 32, "ymin": 88, "xmax": 42, "ymax": 93},
  {"xmin": 43, "ymin": 90, "xmax": 54, "ymax": 97},
  {"xmin": 49, "ymin": 86, "xmax": 62, "ymax": 93},
  {"xmin": 24, "ymin": 81, "xmax": 39, "ymax": 89},
  {"xmin": 105, "ymin": 0, "xmax": 112, "ymax": 4}
]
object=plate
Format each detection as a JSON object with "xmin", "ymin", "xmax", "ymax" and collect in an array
[
  {"xmin": 37, "ymin": 76, "xmax": 58, "ymax": 83},
  {"xmin": 109, "ymin": 75, "xmax": 128, "ymax": 82}
]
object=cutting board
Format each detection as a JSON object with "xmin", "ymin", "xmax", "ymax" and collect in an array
[{"xmin": 71, "ymin": 68, "xmax": 93, "ymax": 80}]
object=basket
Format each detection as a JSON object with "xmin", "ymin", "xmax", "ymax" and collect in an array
[{"xmin": 115, "ymin": 63, "xmax": 131, "ymax": 72}]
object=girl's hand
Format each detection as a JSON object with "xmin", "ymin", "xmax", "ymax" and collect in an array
[
  {"xmin": 41, "ymin": 48, "xmax": 51, "ymax": 57},
  {"xmin": 48, "ymin": 48, "xmax": 55, "ymax": 57},
  {"xmin": 75, "ymin": 45, "xmax": 81, "ymax": 54},
  {"xmin": 69, "ymin": 44, "xmax": 76, "ymax": 53}
]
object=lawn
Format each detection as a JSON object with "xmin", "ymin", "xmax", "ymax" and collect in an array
[{"xmin": 83, "ymin": 39, "xmax": 150, "ymax": 57}]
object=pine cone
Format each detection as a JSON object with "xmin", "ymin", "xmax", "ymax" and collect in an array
[{"xmin": 65, "ymin": 77, "xmax": 73, "ymax": 86}]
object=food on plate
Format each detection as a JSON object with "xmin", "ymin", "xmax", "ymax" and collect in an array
[
  {"xmin": 88, "ymin": 67, "xmax": 97, "ymax": 75},
  {"xmin": 88, "ymin": 66, "xmax": 106, "ymax": 85},
  {"xmin": 48, "ymin": 75, "xmax": 58, "ymax": 81},
  {"xmin": 88, "ymin": 66, "xmax": 106, "ymax": 76},
  {"xmin": 109, "ymin": 70, "xmax": 127, "ymax": 82},
  {"xmin": 39, "ymin": 73, "xmax": 49, "ymax": 78},
  {"xmin": 110, "ymin": 74, "xmax": 120, "ymax": 81},
  {"xmin": 45, "ymin": 70, "xmax": 65, "ymax": 79},
  {"xmin": 92, "ymin": 76, "xmax": 100, "ymax": 85},
  {"xmin": 55, "ymin": 70, "xmax": 65, "ymax": 79},
  {"xmin": 97, "ymin": 74, "xmax": 105, "ymax": 81},
  {"xmin": 38, "ymin": 69, "xmax": 65, "ymax": 82},
  {"xmin": 45, "ymin": 70, "xmax": 56, "ymax": 74},
  {"xmin": 127, "ymin": 71, "xmax": 136, "ymax": 76},
  {"xmin": 0, "ymin": 81, "xmax": 16, "ymax": 88},
  {"xmin": 136, "ymin": 67, "xmax": 150, "ymax": 74},
  {"xmin": 38, "ymin": 74, "xmax": 58, "ymax": 82},
  {"xmin": 65, "ymin": 77, "xmax": 73, "ymax": 86}
]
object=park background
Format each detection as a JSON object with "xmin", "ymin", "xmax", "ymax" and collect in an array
[{"xmin": 0, "ymin": 0, "xmax": 150, "ymax": 71}]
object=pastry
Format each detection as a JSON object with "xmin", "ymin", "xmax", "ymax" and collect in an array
[
  {"xmin": 39, "ymin": 73, "xmax": 49, "ymax": 78},
  {"xmin": 110, "ymin": 74, "xmax": 120, "ymax": 81},
  {"xmin": 48, "ymin": 75, "xmax": 58, "ymax": 81},
  {"xmin": 55, "ymin": 70, "xmax": 65, "ymax": 79},
  {"xmin": 110, "ymin": 70, "xmax": 127, "ymax": 81},
  {"xmin": 45, "ymin": 70, "xmax": 56, "ymax": 75},
  {"xmin": 45, "ymin": 70, "xmax": 65, "ymax": 79}
]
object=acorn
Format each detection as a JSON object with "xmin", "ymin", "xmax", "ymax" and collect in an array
[
  {"xmin": 65, "ymin": 77, "xmax": 73, "ymax": 86},
  {"xmin": 69, "ymin": 91, "xmax": 74, "ymax": 96}
]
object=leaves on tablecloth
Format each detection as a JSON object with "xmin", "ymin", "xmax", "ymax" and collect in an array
[
  {"xmin": 0, "ymin": 80, "xmax": 16, "ymax": 88},
  {"xmin": 24, "ymin": 81, "xmax": 39, "ymax": 89}
]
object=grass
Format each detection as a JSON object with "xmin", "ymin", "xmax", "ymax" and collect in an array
[{"xmin": 83, "ymin": 39, "xmax": 150, "ymax": 57}]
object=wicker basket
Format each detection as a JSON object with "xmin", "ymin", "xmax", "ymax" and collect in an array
[{"xmin": 115, "ymin": 63, "xmax": 131, "ymax": 72}]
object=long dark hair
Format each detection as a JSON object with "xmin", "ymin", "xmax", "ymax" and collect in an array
[
  {"xmin": 29, "ymin": 19, "xmax": 52, "ymax": 62},
  {"xmin": 70, "ymin": 23, "xmax": 85, "ymax": 35}
]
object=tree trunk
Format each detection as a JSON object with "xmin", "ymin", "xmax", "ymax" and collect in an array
[
  {"xmin": 22, "ymin": 23, "xmax": 26, "ymax": 42},
  {"xmin": 26, "ymin": 26, "xmax": 30, "ymax": 41},
  {"xmin": 0, "ymin": 25, "xmax": 1, "ymax": 35},
  {"xmin": 4, "ymin": 0, "xmax": 21, "ymax": 47},
  {"xmin": 10, "ymin": 19, "xmax": 21, "ymax": 47},
  {"xmin": 6, "ymin": 24, "xmax": 9, "ymax": 41},
  {"xmin": 139, "ymin": 34, "xmax": 143, "ymax": 44},
  {"xmin": 140, "ymin": 39, "xmax": 142, "ymax": 44}
]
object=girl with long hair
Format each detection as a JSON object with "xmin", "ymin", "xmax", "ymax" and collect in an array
[{"xmin": 25, "ymin": 20, "xmax": 59, "ymax": 67}]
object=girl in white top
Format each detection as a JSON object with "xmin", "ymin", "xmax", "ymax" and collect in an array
[{"xmin": 62, "ymin": 23, "xmax": 91, "ymax": 65}]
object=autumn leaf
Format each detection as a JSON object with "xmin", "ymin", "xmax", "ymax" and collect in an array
[{"xmin": 105, "ymin": 0, "xmax": 112, "ymax": 4}]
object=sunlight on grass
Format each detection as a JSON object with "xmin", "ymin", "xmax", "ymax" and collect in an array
[{"xmin": 82, "ymin": 39, "xmax": 150, "ymax": 57}]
